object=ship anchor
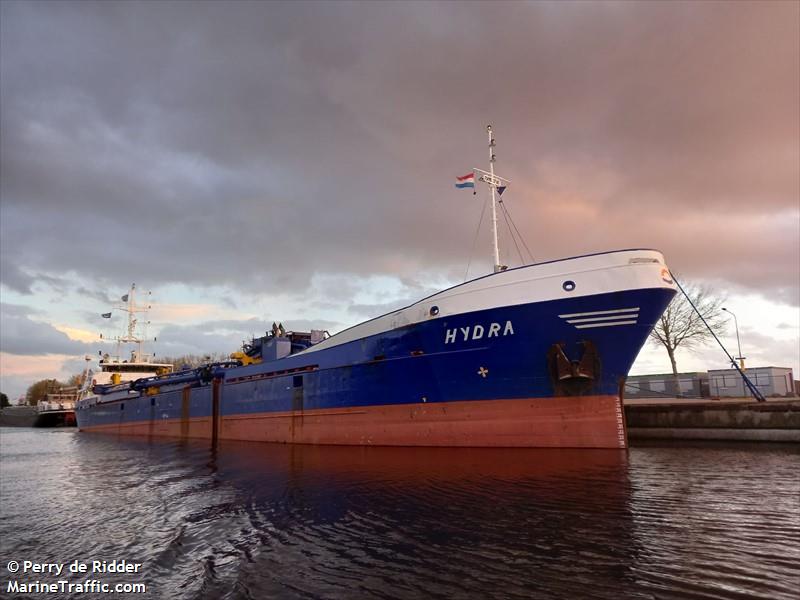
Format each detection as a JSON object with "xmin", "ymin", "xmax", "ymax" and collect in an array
[{"xmin": 547, "ymin": 340, "xmax": 601, "ymax": 396}]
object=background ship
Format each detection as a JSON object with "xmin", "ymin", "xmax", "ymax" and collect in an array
[
  {"xmin": 76, "ymin": 128, "xmax": 677, "ymax": 448},
  {"xmin": 34, "ymin": 387, "xmax": 77, "ymax": 427},
  {"xmin": 0, "ymin": 383, "xmax": 78, "ymax": 428},
  {"xmin": 75, "ymin": 284, "xmax": 174, "ymax": 404}
]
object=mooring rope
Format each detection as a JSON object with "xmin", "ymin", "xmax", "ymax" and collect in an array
[
  {"xmin": 669, "ymin": 271, "xmax": 765, "ymax": 402},
  {"xmin": 464, "ymin": 195, "xmax": 489, "ymax": 281}
]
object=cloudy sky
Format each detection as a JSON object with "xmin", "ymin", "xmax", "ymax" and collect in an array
[{"xmin": 1, "ymin": 1, "xmax": 798, "ymax": 400}]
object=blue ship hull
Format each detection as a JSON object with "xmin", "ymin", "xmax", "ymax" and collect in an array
[{"xmin": 76, "ymin": 250, "xmax": 677, "ymax": 448}]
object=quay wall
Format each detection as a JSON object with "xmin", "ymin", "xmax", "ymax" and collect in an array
[
  {"xmin": 625, "ymin": 400, "xmax": 800, "ymax": 442},
  {"xmin": 0, "ymin": 406, "xmax": 37, "ymax": 428}
]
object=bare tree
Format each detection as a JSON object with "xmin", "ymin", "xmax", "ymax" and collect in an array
[{"xmin": 649, "ymin": 281, "xmax": 727, "ymax": 375}]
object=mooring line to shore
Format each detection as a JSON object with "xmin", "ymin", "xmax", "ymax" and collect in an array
[{"xmin": 669, "ymin": 270, "xmax": 765, "ymax": 402}]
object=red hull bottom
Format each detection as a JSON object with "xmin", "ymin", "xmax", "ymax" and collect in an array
[{"xmin": 80, "ymin": 395, "xmax": 627, "ymax": 449}]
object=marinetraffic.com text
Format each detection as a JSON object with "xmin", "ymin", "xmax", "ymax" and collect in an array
[{"xmin": 5, "ymin": 560, "xmax": 146, "ymax": 595}]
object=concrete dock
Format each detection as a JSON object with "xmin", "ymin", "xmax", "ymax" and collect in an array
[
  {"xmin": 0, "ymin": 406, "xmax": 37, "ymax": 427},
  {"xmin": 624, "ymin": 398, "xmax": 800, "ymax": 442}
]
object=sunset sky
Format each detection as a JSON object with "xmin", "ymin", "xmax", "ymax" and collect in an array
[{"xmin": 1, "ymin": 1, "xmax": 798, "ymax": 401}]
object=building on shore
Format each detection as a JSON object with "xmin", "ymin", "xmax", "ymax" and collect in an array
[
  {"xmin": 708, "ymin": 367, "xmax": 795, "ymax": 398},
  {"xmin": 626, "ymin": 367, "xmax": 796, "ymax": 399},
  {"xmin": 625, "ymin": 372, "xmax": 709, "ymax": 399}
]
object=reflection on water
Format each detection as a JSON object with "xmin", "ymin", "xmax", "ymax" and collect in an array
[{"xmin": 1, "ymin": 428, "xmax": 797, "ymax": 599}]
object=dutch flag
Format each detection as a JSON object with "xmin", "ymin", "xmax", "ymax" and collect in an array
[{"xmin": 455, "ymin": 172, "xmax": 475, "ymax": 190}]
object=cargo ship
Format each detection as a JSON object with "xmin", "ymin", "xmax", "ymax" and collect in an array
[{"xmin": 76, "ymin": 128, "xmax": 676, "ymax": 448}]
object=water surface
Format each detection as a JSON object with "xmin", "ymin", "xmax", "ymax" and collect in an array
[{"xmin": 1, "ymin": 428, "xmax": 797, "ymax": 599}]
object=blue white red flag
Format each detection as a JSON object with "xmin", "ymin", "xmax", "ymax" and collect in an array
[{"xmin": 455, "ymin": 172, "xmax": 475, "ymax": 189}]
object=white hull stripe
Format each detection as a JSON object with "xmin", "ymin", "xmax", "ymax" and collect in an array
[
  {"xmin": 559, "ymin": 307, "xmax": 639, "ymax": 329},
  {"xmin": 566, "ymin": 313, "xmax": 640, "ymax": 324},
  {"xmin": 574, "ymin": 320, "xmax": 638, "ymax": 329},
  {"xmin": 558, "ymin": 307, "xmax": 640, "ymax": 318}
]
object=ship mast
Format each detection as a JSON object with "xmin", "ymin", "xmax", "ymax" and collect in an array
[
  {"xmin": 473, "ymin": 125, "xmax": 511, "ymax": 273},
  {"xmin": 488, "ymin": 126, "xmax": 501, "ymax": 272},
  {"xmin": 113, "ymin": 283, "xmax": 152, "ymax": 361}
]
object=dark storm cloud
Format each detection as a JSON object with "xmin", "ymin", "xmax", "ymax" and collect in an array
[
  {"xmin": 0, "ymin": 256, "xmax": 35, "ymax": 294},
  {"xmin": 76, "ymin": 287, "xmax": 118, "ymax": 305},
  {"xmin": 0, "ymin": 302, "xmax": 107, "ymax": 355},
  {"xmin": 0, "ymin": 302, "xmax": 339, "ymax": 359},
  {"xmin": 153, "ymin": 317, "xmax": 342, "ymax": 358},
  {"xmin": 1, "ymin": 1, "xmax": 797, "ymax": 302},
  {"xmin": 1, "ymin": 303, "xmax": 40, "ymax": 318}
]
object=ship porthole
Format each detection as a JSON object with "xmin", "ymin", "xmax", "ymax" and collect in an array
[
  {"xmin": 562, "ymin": 280, "xmax": 576, "ymax": 292},
  {"xmin": 429, "ymin": 306, "xmax": 440, "ymax": 316}
]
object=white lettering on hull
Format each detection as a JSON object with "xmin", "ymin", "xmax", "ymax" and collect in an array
[{"xmin": 445, "ymin": 321, "xmax": 514, "ymax": 344}]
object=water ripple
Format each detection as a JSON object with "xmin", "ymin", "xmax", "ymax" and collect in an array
[{"xmin": 1, "ymin": 429, "xmax": 798, "ymax": 599}]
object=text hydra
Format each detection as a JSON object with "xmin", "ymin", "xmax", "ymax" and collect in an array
[{"xmin": 444, "ymin": 320, "xmax": 514, "ymax": 344}]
